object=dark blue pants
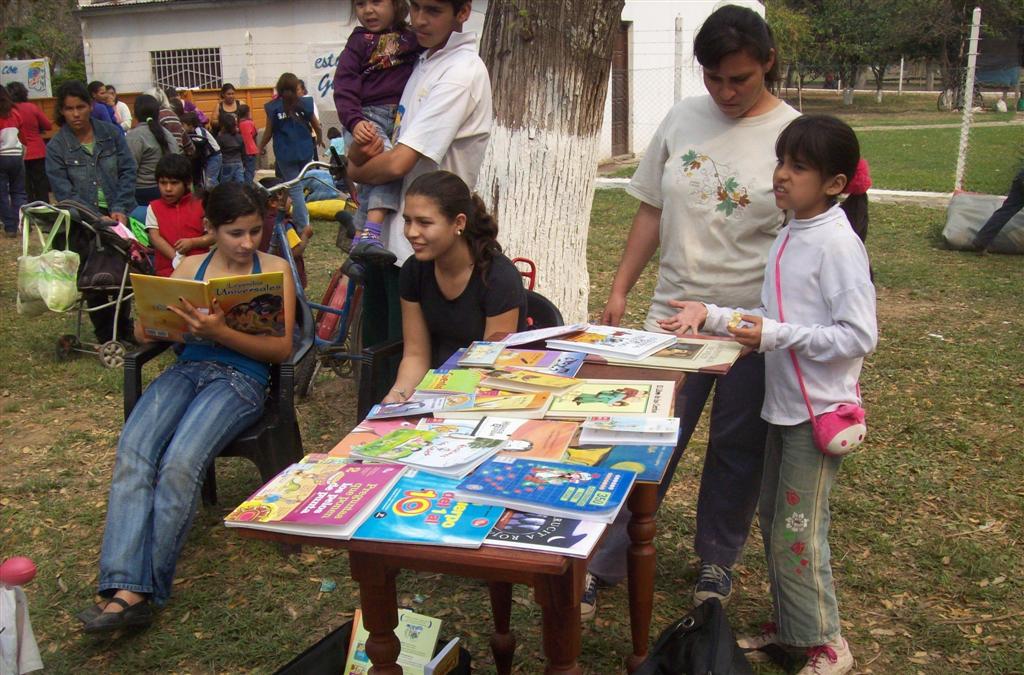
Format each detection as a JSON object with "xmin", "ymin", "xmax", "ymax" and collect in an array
[
  {"xmin": 973, "ymin": 167, "xmax": 1024, "ymax": 250},
  {"xmin": 590, "ymin": 352, "xmax": 768, "ymax": 584}
]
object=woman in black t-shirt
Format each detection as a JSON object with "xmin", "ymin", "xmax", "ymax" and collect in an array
[{"xmin": 385, "ymin": 170, "xmax": 527, "ymax": 403}]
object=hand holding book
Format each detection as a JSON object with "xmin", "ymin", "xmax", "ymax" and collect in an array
[{"xmin": 167, "ymin": 295, "xmax": 229, "ymax": 342}]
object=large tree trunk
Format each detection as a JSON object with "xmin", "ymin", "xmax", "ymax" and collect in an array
[{"xmin": 478, "ymin": 0, "xmax": 625, "ymax": 323}]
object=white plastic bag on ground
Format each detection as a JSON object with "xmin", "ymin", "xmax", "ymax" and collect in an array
[
  {"xmin": 941, "ymin": 191, "xmax": 1024, "ymax": 254},
  {"xmin": 16, "ymin": 208, "xmax": 80, "ymax": 315}
]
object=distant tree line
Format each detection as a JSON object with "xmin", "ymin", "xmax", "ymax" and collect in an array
[{"xmin": 1, "ymin": 0, "xmax": 85, "ymax": 87}]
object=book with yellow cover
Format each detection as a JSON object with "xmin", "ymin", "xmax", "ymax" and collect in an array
[
  {"xmin": 130, "ymin": 272, "xmax": 285, "ymax": 343},
  {"xmin": 479, "ymin": 367, "xmax": 581, "ymax": 394}
]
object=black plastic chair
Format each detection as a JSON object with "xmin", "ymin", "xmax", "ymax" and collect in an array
[
  {"xmin": 123, "ymin": 296, "xmax": 315, "ymax": 507},
  {"xmin": 355, "ymin": 288, "xmax": 564, "ymax": 420}
]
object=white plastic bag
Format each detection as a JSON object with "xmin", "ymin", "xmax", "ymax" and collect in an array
[{"xmin": 17, "ymin": 208, "xmax": 80, "ymax": 315}]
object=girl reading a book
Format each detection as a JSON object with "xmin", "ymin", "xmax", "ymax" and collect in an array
[
  {"xmin": 662, "ymin": 115, "xmax": 876, "ymax": 674},
  {"xmin": 77, "ymin": 182, "xmax": 296, "ymax": 634},
  {"xmin": 382, "ymin": 170, "xmax": 527, "ymax": 404}
]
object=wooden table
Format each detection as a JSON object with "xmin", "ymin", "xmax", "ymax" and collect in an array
[{"xmin": 238, "ymin": 363, "xmax": 685, "ymax": 674}]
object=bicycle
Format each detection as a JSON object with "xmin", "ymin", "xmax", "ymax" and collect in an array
[{"xmin": 256, "ymin": 160, "xmax": 367, "ymax": 399}]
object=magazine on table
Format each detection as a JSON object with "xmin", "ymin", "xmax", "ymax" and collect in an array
[
  {"xmin": 586, "ymin": 335, "xmax": 744, "ymax": 375},
  {"xmin": 457, "ymin": 341, "xmax": 507, "ymax": 367},
  {"xmin": 502, "ymin": 322, "xmax": 590, "ymax": 347},
  {"xmin": 131, "ymin": 271, "xmax": 285, "ymax": 343},
  {"xmin": 439, "ymin": 390, "xmax": 553, "ymax": 420},
  {"xmin": 328, "ymin": 418, "xmax": 420, "ymax": 458},
  {"xmin": 351, "ymin": 429, "xmax": 506, "ymax": 478},
  {"xmin": 479, "ymin": 367, "xmax": 581, "ymax": 395},
  {"xmin": 415, "ymin": 369, "xmax": 483, "ymax": 395},
  {"xmin": 353, "ymin": 470, "xmax": 504, "ymax": 547},
  {"xmin": 474, "ymin": 417, "xmax": 579, "ymax": 461},
  {"xmin": 484, "ymin": 510, "xmax": 606, "ymax": 558},
  {"xmin": 564, "ymin": 444, "xmax": 675, "ymax": 483},
  {"xmin": 439, "ymin": 347, "xmax": 586, "ymax": 377},
  {"xmin": 544, "ymin": 379, "xmax": 673, "ymax": 420},
  {"xmin": 223, "ymin": 460, "xmax": 405, "ymax": 540},
  {"xmin": 366, "ymin": 393, "xmax": 475, "ymax": 420},
  {"xmin": 579, "ymin": 416, "xmax": 681, "ymax": 446},
  {"xmin": 454, "ymin": 457, "xmax": 636, "ymax": 524},
  {"xmin": 545, "ymin": 325, "xmax": 675, "ymax": 361}
]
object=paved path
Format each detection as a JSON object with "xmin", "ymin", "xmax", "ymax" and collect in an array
[{"xmin": 854, "ymin": 120, "xmax": 1024, "ymax": 131}]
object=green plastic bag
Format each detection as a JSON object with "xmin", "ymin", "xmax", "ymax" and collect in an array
[
  {"xmin": 128, "ymin": 213, "xmax": 150, "ymax": 247},
  {"xmin": 17, "ymin": 207, "xmax": 80, "ymax": 316}
]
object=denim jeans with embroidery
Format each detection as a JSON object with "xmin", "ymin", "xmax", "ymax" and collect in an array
[
  {"xmin": 760, "ymin": 422, "xmax": 843, "ymax": 647},
  {"xmin": 98, "ymin": 360, "xmax": 264, "ymax": 606},
  {"xmin": 347, "ymin": 104, "xmax": 402, "ymax": 230}
]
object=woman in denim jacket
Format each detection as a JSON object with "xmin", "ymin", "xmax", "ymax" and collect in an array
[{"xmin": 45, "ymin": 80, "xmax": 137, "ymax": 343}]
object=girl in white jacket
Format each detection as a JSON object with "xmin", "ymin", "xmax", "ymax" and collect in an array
[{"xmin": 662, "ymin": 114, "xmax": 877, "ymax": 675}]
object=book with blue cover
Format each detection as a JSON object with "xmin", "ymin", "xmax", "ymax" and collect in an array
[
  {"xmin": 454, "ymin": 457, "xmax": 636, "ymax": 523},
  {"xmin": 354, "ymin": 471, "xmax": 505, "ymax": 548},
  {"xmin": 565, "ymin": 444, "xmax": 675, "ymax": 483}
]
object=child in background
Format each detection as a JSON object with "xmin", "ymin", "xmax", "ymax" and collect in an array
[
  {"xmin": 145, "ymin": 154, "xmax": 213, "ymax": 277},
  {"xmin": 216, "ymin": 113, "xmax": 245, "ymax": 184},
  {"xmin": 661, "ymin": 115, "xmax": 876, "ymax": 675},
  {"xmin": 258, "ymin": 176, "xmax": 312, "ymax": 288},
  {"xmin": 238, "ymin": 104, "xmax": 259, "ymax": 184},
  {"xmin": 333, "ymin": 0, "xmax": 422, "ymax": 269},
  {"xmin": 182, "ymin": 112, "xmax": 221, "ymax": 189}
]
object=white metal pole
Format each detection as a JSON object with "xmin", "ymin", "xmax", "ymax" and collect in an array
[
  {"xmin": 954, "ymin": 6, "xmax": 981, "ymax": 191},
  {"xmin": 674, "ymin": 16, "xmax": 683, "ymax": 103},
  {"xmin": 898, "ymin": 56, "xmax": 905, "ymax": 96}
]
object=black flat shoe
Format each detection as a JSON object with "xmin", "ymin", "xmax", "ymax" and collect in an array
[
  {"xmin": 82, "ymin": 597, "xmax": 154, "ymax": 634},
  {"xmin": 349, "ymin": 241, "xmax": 397, "ymax": 266},
  {"xmin": 76, "ymin": 601, "xmax": 108, "ymax": 624}
]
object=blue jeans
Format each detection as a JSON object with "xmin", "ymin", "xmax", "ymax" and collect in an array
[
  {"xmin": 242, "ymin": 154, "xmax": 257, "ymax": 184},
  {"xmin": 760, "ymin": 423, "xmax": 842, "ymax": 647},
  {"xmin": 278, "ymin": 161, "xmax": 309, "ymax": 229},
  {"xmin": 348, "ymin": 105, "xmax": 402, "ymax": 230},
  {"xmin": 973, "ymin": 167, "xmax": 1024, "ymax": 250},
  {"xmin": 97, "ymin": 360, "xmax": 264, "ymax": 606},
  {"xmin": 220, "ymin": 161, "xmax": 245, "ymax": 184},
  {"xmin": 0, "ymin": 155, "xmax": 27, "ymax": 233},
  {"xmin": 204, "ymin": 153, "xmax": 223, "ymax": 189},
  {"xmin": 590, "ymin": 353, "xmax": 768, "ymax": 583}
]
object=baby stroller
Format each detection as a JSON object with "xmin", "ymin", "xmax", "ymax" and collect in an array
[{"xmin": 20, "ymin": 200, "xmax": 154, "ymax": 368}]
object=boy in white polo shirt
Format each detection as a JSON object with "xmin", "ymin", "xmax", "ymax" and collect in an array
[{"xmin": 344, "ymin": 0, "xmax": 492, "ymax": 351}]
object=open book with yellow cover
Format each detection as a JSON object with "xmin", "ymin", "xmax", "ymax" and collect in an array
[{"xmin": 130, "ymin": 272, "xmax": 285, "ymax": 343}]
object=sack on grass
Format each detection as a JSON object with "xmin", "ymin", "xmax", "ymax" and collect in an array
[
  {"xmin": 942, "ymin": 191, "xmax": 1024, "ymax": 254},
  {"xmin": 633, "ymin": 598, "xmax": 753, "ymax": 675},
  {"xmin": 17, "ymin": 209, "xmax": 80, "ymax": 315}
]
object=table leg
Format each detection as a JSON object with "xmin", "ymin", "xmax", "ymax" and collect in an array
[
  {"xmin": 488, "ymin": 581, "xmax": 516, "ymax": 675},
  {"xmin": 626, "ymin": 483, "xmax": 658, "ymax": 673},
  {"xmin": 533, "ymin": 559, "xmax": 584, "ymax": 675},
  {"xmin": 350, "ymin": 552, "xmax": 402, "ymax": 675}
]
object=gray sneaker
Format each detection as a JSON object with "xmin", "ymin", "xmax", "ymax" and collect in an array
[
  {"xmin": 580, "ymin": 572, "xmax": 599, "ymax": 621},
  {"xmin": 693, "ymin": 562, "xmax": 733, "ymax": 606}
]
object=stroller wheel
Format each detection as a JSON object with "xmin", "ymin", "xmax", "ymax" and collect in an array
[
  {"xmin": 99, "ymin": 341, "xmax": 126, "ymax": 369},
  {"xmin": 56, "ymin": 334, "xmax": 81, "ymax": 361}
]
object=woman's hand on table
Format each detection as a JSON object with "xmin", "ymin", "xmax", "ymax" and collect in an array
[
  {"xmin": 382, "ymin": 387, "xmax": 409, "ymax": 404},
  {"xmin": 167, "ymin": 297, "xmax": 228, "ymax": 342},
  {"xmin": 659, "ymin": 300, "xmax": 707, "ymax": 335}
]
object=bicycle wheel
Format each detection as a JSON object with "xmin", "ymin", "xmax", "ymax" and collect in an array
[{"xmin": 294, "ymin": 345, "xmax": 320, "ymax": 399}]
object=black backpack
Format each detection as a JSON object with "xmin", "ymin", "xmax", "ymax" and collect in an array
[{"xmin": 633, "ymin": 599, "xmax": 754, "ymax": 675}]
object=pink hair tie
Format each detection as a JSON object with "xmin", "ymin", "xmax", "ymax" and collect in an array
[{"xmin": 845, "ymin": 158, "xmax": 872, "ymax": 196}]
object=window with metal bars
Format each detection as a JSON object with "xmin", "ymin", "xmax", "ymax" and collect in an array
[{"xmin": 150, "ymin": 48, "xmax": 222, "ymax": 90}]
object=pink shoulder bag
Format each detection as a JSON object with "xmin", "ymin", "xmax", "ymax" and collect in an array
[{"xmin": 774, "ymin": 234, "xmax": 866, "ymax": 457}]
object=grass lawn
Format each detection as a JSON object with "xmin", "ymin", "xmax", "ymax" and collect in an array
[{"xmin": 2, "ymin": 197, "xmax": 1023, "ymax": 673}]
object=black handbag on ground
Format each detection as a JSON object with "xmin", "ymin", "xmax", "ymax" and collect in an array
[{"xmin": 633, "ymin": 598, "xmax": 754, "ymax": 675}]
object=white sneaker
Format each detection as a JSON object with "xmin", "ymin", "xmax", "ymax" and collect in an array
[
  {"xmin": 797, "ymin": 637, "xmax": 854, "ymax": 675},
  {"xmin": 736, "ymin": 622, "xmax": 778, "ymax": 662}
]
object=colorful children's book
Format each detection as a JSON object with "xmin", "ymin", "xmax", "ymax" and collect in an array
[
  {"xmin": 484, "ymin": 510, "xmax": 606, "ymax": 558},
  {"xmin": 473, "ymin": 417, "xmax": 579, "ymax": 461},
  {"xmin": 502, "ymin": 322, "xmax": 590, "ymax": 347},
  {"xmin": 425, "ymin": 638, "xmax": 462, "ymax": 675},
  {"xmin": 345, "ymin": 608, "xmax": 443, "ymax": 675},
  {"xmin": 454, "ymin": 457, "xmax": 636, "ymax": 523},
  {"xmin": 545, "ymin": 379, "xmax": 673, "ymax": 419},
  {"xmin": 458, "ymin": 341, "xmax": 506, "ymax": 367},
  {"xmin": 415, "ymin": 369, "xmax": 483, "ymax": 395},
  {"xmin": 440, "ymin": 347, "xmax": 586, "ymax": 377},
  {"xmin": 328, "ymin": 418, "xmax": 420, "ymax": 458},
  {"xmin": 224, "ymin": 461, "xmax": 405, "ymax": 539},
  {"xmin": 586, "ymin": 335, "xmax": 744, "ymax": 375},
  {"xmin": 416, "ymin": 417, "xmax": 481, "ymax": 436},
  {"xmin": 352, "ymin": 429, "xmax": 506, "ymax": 478},
  {"xmin": 354, "ymin": 471, "xmax": 504, "ymax": 547},
  {"xmin": 546, "ymin": 325, "xmax": 675, "ymax": 361},
  {"xmin": 479, "ymin": 367, "xmax": 581, "ymax": 394},
  {"xmin": 565, "ymin": 444, "xmax": 675, "ymax": 483},
  {"xmin": 366, "ymin": 394, "xmax": 475, "ymax": 420},
  {"xmin": 131, "ymin": 271, "xmax": 285, "ymax": 343},
  {"xmin": 579, "ymin": 416, "xmax": 681, "ymax": 446},
  {"xmin": 440, "ymin": 390, "xmax": 552, "ymax": 420}
]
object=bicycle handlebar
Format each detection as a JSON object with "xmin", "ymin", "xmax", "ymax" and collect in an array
[{"xmin": 260, "ymin": 161, "xmax": 337, "ymax": 196}]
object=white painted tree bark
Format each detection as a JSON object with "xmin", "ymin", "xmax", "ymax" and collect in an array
[{"xmin": 477, "ymin": 1, "xmax": 625, "ymax": 323}]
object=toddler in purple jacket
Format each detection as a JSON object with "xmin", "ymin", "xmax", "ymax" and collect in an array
[{"xmin": 333, "ymin": 0, "xmax": 423, "ymax": 269}]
